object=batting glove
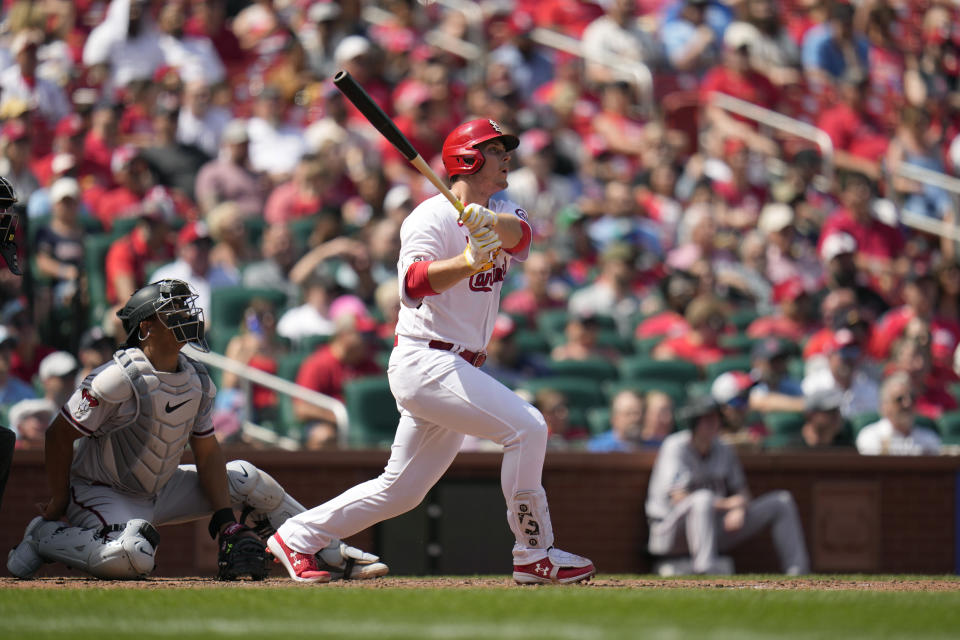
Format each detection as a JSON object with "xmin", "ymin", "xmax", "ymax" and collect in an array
[
  {"xmin": 461, "ymin": 203, "xmax": 498, "ymax": 232},
  {"xmin": 464, "ymin": 226, "xmax": 502, "ymax": 272}
]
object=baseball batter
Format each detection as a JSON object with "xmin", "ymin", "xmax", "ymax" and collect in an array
[
  {"xmin": 269, "ymin": 119, "xmax": 595, "ymax": 584},
  {"xmin": 7, "ymin": 279, "xmax": 387, "ymax": 581}
]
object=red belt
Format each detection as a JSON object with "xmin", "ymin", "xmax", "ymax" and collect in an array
[{"xmin": 428, "ymin": 340, "xmax": 487, "ymax": 367}]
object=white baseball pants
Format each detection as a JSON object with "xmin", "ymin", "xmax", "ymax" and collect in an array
[
  {"xmin": 648, "ymin": 489, "xmax": 810, "ymax": 574},
  {"xmin": 278, "ymin": 343, "xmax": 552, "ymax": 563}
]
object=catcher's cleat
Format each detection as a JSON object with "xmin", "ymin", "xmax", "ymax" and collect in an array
[
  {"xmin": 513, "ymin": 547, "xmax": 595, "ymax": 585},
  {"xmin": 267, "ymin": 533, "xmax": 331, "ymax": 583},
  {"xmin": 7, "ymin": 516, "xmax": 46, "ymax": 579},
  {"xmin": 315, "ymin": 541, "xmax": 389, "ymax": 580}
]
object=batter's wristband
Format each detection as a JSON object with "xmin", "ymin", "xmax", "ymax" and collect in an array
[{"xmin": 208, "ymin": 507, "xmax": 237, "ymax": 539}]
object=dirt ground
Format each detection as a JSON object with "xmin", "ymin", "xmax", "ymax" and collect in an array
[{"xmin": 3, "ymin": 576, "xmax": 960, "ymax": 591}]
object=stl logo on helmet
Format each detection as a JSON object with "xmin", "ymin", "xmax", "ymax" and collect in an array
[{"xmin": 488, "ymin": 119, "xmax": 502, "ymax": 134}]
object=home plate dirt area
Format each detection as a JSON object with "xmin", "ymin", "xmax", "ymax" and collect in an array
[{"xmin": 3, "ymin": 576, "xmax": 959, "ymax": 591}]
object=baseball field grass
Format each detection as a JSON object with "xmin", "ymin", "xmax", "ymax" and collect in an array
[{"xmin": 2, "ymin": 575, "xmax": 960, "ymax": 640}]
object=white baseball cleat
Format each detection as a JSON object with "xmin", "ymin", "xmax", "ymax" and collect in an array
[
  {"xmin": 513, "ymin": 547, "xmax": 595, "ymax": 585},
  {"xmin": 7, "ymin": 516, "xmax": 47, "ymax": 579},
  {"xmin": 315, "ymin": 541, "xmax": 389, "ymax": 580},
  {"xmin": 266, "ymin": 533, "xmax": 331, "ymax": 583}
]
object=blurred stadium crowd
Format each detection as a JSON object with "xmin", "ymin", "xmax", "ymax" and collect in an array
[{"xmin": 1, "ymin": 0, "xmax": 960, "ymax": 453}]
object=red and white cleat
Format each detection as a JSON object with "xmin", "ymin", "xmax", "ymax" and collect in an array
[
  {"xmin": 513, "ymin": 548, "xmax": 596, "ymax": 585},
  {"xmin": 267, "ymin": 533, "xmax": 331, "ymax": 583}
]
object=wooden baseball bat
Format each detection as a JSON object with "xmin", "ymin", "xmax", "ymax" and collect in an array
[{"xmin": 333, "ymin": 70, "xmax": 465, "ymax": 217}]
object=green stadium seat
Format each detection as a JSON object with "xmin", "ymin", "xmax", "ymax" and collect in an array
[
  {"xmin": 513, "ymin": 329, "xmax": 551, "ymax": 354},
  {"xmin": 704, "ymin": 355, "xmax": 753, "ymax": 381},
  {"xmin": 719, "ymin": 333, "xmax": 761, "ymax": 353},
  {"xmin": 595, "ymin": 328, "xmax": 634, "ymax": 354},
  {"xmin": 633, "ymin": 336, "xmax": 663, "ymax": 355},
  {"xmin": 730, "ymin": 308, "xmax": 760, "ymax": 331},
  {"xmin": 344, "ymin": 375, "xmax": 399, "ymax": 448},
  {"xmin": 586, "ymin": 407, "xmax": 611, "ymax": 436},
  {"xmin": 938, "ymin": 410, "xmax": 960, "ymax": 445},
  {"xmin": 209, "ymin": 286, "xmax": 287, "ymax": 338},
  {"xmin": 619, "ymin": 356, "xmax": 700, "ymax": 384},
  {"xmin": 547, "ymin": 358, "xmax": 619, "ymax": 382},
  {"xmin": 915, "ymin": 414, "xmax": 939, "ymax": 434},
  {"xmin": 520, "ymin": 376, "xmax": 607, "ymax": 414},
  {"xmin": 849, "ymin": 411, "xmax": 881, "ymax": 435},
  {"xmin": 84, "ymin": 233, "xmax": 116, "ymax": 327},
  {"xmin": 764, "ymin": 412, "xmax": 806, "ymax": 435},
  {"xmin": 298, "ymin": 333, "xmax": 333, "ymax": 354},
  {"xmin": 604, "ymin": 379, "xmax": 687, "ymax": 406}
]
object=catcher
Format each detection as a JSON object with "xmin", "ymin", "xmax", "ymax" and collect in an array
[{"xmin": 7, "ymin": 279, "xmax": 387, "ymax": 581}]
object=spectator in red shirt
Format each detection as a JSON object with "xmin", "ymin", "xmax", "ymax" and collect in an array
[
  {"xmin": 95, "ymin": 145, "xmax": 154, "ymax": 231},
  {"xmin": 635, "ymin": 270, "xmax": 697, "ymax": 340},
  {"xmin": 294, "ymin": 312, "xmax": 382, "ymax": 448},
  {"xmin": 32, "ymin": 115, "xmax": 89, "ymax": 188},
  {"xmin": 263, "ymin": 154, "xmax": 330, "ymax": 225},
  {"xmin": 889, "ymin": 327, "xmax": 958, "ymax": 420},
  {"xmin": 869, "ymin": 272, "xmax": 960, "ymax": 371},
  {"xmin": 82, "ymin": 102, "xmax": 119, "ymax": 187},
  {"xmin": 818, "ymin": 173, "xmax": 905, "ymax": 294},
  {"xmin": 2, "ymin": 301, "xmax": 55, "ymax": 385},
  {"xmin": 502, "ymin": 251, "xmax": 568, "ymax": 328},
  {"xmin": 815, "ymin": 70, "xmax": 890, "ymax": 180},
  {"xmin": 653, "ymin": 295, "xmax": 733, "ymax": 367},
  {"xmin": 700, "ymin": 28, "xmax": 781, "ymax": 155},
  {"xmin": 103, "ymin": 200, "xmax": 175, "ymax": 307},
  {"xmin": 747, "ymin": 277, "xmax": 817, "ymax": 343}
]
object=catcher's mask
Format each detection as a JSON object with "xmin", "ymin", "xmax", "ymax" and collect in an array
[
  {"xmin": 117, "ymin": 279, "xmax": 208, "ymax": 352},
  {"xmin": 0, "ymin": 176, "xmax": 21, "ymax": 275}
]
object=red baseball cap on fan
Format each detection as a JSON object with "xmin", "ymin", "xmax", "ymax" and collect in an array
[
  {"xmin": 178, "ymin": 221, "xmax": 213, "ymax": 246},
  {"xmin": 55, "ymin": 114, "xmax": 84, "ymax": 138},
  {"xmin": 2, "ymin": 121, "xmax": 28, "ymax": 142}
]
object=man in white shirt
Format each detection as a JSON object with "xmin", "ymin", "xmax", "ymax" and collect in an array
[
  {"xmin": 157, "ymin": 3, "xmax": 225, "ymax": 86},
  {"xmin": 247, "ymin": 88, "xmax": 306, "ymax": 181},
  {"xmin": 176, "ymin": 79, "xmax": 231, "ymax": 158},
  {"xmin": 0, "ymin": 31, "xmax": 71, "ymax": 127},
  {"xmin": 82, "ymin": 0, "xmax": 165, "ymax": 90},
  {"xmin": 802, "ymin": 328, "xmax": 879, "ymax": 418},
  {"xmin": 276, "ymin": 271, "xmax": 337, "ymax": 343},
  {"xmin": 856, "ymin": 372, "xmax": 941, "ymax": 455}
]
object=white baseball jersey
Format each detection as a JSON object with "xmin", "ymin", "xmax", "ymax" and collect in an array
[
  {"xmin": 61, "ymin": 348, "xmax": 216, "ymax": 498},
  {"xmin": 396, "ymin": 194, "xmax": 530, "ymax": 351}
]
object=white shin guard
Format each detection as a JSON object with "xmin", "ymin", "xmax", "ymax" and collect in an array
[
  {"xmin": 508, "ymin": 489, "xmax": 555, "ymax": 555},
  {"xmin": 36, "ymin": 519, "xmax": 159, "ymax": 579},
  {"xmin": 227, "ymin": 460, "xmax": 306, "ymax": 538}
]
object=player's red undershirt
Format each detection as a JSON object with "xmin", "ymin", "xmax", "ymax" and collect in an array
[{"xmin": 404, "ymin": 220, "xmax": 532, "ymax": 298}]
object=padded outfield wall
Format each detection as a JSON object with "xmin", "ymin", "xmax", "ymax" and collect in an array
[{"xmin": 2, "ymin": 449, "xmax": 958, "ymax": 576}]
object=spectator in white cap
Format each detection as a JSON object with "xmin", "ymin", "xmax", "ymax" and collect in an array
[
  {"xmin": 799, "ymin": 388, "xmax": 848, "ymax": 448},
  {"xmin": 333, "ymin": 36, "xmax": 391, "ymax": 128},
  {"xmin": 820, "ymin": 231, "xmax": 889, "ymax": 321},
  {"xmin": 8, "ymin": 397, "xmax": 55, "ymax": 450},
  {"xmin": 38, "ymin": 350, "xmax": 79, "ymax": 408},
  {"xmin": 194, "ymin": 119, "xmax": 267, "ymax": 218},
  {"xmin": 758, "ymin": 202, "xmax": 820, "ymax": 289},
  {"xmin": 0, "ymin": 29, "xmax": 71, "ymax": 126},
  {"xmin": 34, "ymin": 178, "xmax": 86, "ymax": 305},
  {"xmin": 382, "ymin": 184, "xmax": 415, "ymax": 224}
]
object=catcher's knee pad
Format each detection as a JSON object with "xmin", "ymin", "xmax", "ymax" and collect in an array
[
  {"xmin": 227, "ymin": 460, "xmax": 305, "ymax": 537},
  {"xmin": 507, "ymin": 489, "xmax": 554, "ymax": 551},
  {"xmin": 37, "ymin": 519, "xmax": 159, "ymax": 579}
]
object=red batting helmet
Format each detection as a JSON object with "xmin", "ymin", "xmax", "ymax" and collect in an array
[{"xmin": 442, "ymin": 118, "xmax": 519, "ymax": 177}]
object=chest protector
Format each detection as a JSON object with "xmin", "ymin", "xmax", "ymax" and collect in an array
[{"xmin": 75, "ymin": 348, "xmax": 212, "ymax": 497}]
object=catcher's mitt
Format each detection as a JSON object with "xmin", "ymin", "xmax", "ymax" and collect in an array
[{"xmin": 217, "ymin": 523, "xmax": 268, "ymax": 581}]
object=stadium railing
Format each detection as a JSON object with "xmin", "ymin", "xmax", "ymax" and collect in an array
[{"xmin": 183, "ymin": 344, "xmax": 348, "ymax": 450}]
